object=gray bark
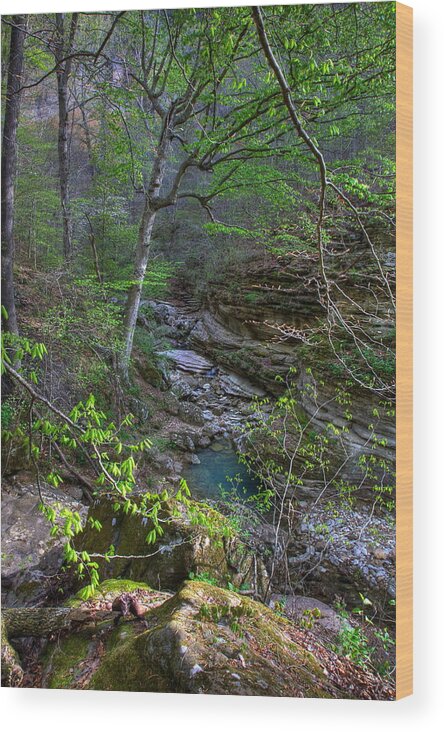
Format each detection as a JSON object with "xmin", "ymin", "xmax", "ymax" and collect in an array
[
  {"xmin": 54, "ymin": 13, "xmax": 78, "ymax": 260},
  {"xmin": 120, "ymin": 109, "xmax": 175, "ymax": 375},
  {"xmin": 1, "ymin": 15, "xmax": 26, "ymax": 336},
  {"xmin": 120, "ymin": 204, "xmax": 157, "ymax": 372}
]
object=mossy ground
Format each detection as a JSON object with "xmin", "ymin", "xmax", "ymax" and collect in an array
[{"xmin": 42, "ymin": 580, "xmax": 338, "ymax": 696}]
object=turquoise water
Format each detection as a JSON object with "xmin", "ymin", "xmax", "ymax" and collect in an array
[{"xmin": 182, "ymin": 441, "xmax": 260, "ymax": 501}]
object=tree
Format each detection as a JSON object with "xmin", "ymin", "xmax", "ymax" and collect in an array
[
  {"xmin": 9, "ymin": 11, "xmax": 123, "ymax": 265},
  {"xmin": 109, "ymin": 8, "xmax": 292, "ymax": 377},
  {"xmin": 251, "ymin": 4, "xmax": 396, "ymax": 396},
  {"xmin": 53, "ymin": 12, "xmax": 79, "ymax": 260},
  {"xmin": 1, "ymin": 16, "xmax": 27, "ymax": 339}
]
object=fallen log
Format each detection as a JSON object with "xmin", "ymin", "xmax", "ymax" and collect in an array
[
  {"xmin": 2, "ymin": 606, "xmax": 115, "ymax": 638},
  {"xmin": 1, "ymin": 616, "xmax": 24, "ymax": 686}
]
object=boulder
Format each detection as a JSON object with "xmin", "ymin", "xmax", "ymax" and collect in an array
[
  {"xmin": 177, "ymin": 402, "xmax": 205, "ymax": 425},
  {"xmin": 1, "ymin": 476, "xmax": 87, "ymax": 607},
  {"xmin": 78, "ymin": 497, "xmax": 268, "ymax": 597},
  {"xmin": 133, "ymin": 355, "xmax": 164, "ymax": 388},
  {"xmin": 269, "ymin": 594, "xmax": 344, "ymax": 634},
  {"xmin": 169, "ymin": 432, "xmax": 196, "ymax": 452},
  {"xmin": 40, "ymin": 580, "xmax": 392, "ymax": 699}
]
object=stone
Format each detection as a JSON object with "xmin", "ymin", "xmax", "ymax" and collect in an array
[
  {"xmin": 177, "ymin": 402, "xmax": 205, "ymax": 426},
  {"xmin": 209, "ymin": 441, "xmax": 226, "ymax": 452},
  {"xmin": 134, "ymin": 355, "xmax": 164, "ymax": 388},
  {"xmin": 39, "ymin": 581, "xmax": 392, "ymax": 699},
  {"xmin": 283, "ymin": 502, "xmax": 395, "ymax": 615},
  {"xmin": 161, "ymin": 349, "xmax": 213, "ymax": 374},
  {"xmin": 219, "ymin": 372, "xmax": 266, "ymax": 398},
  {"xmin": 371, "ymin": 547, "xmax": 390, "ymax": 561},
  {"xmin": 1, "ymin": 477, "xmax": 87, "ymax": 607},
  {"xmin": 78, "ymin": 497, "xmax": 269, "ymax": 596},
  {"xmin": 269, "ymin": 594, "xmax": 344, "ymax": 634},
  {"xmin": 169, "ymin": 432, "xmax": 195, "ymax": 452}
]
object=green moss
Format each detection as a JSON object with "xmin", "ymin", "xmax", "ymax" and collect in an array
[
  {"xmin": 68, "ymin": 579, "xmax": 153, "ymax": 606},
  {"xmin": 99, "ymin": 578, "xmax": 152, "ymax": 593},
  {"xmin": 40, "ymin": 580, "xmax": 368, "ymax": 696},
  {"xmin": 89, "ymin": 629, "xmax": 168, "ymax": 692},
  {"xmin": 184, "ymin": 582, "xmax": 331, "ymax": 694},
  {"xmin": 77, "ymin": 496, "xmax": 262, "ymax": 594},
  {"xmin": 13, "ymin": 579, "xmax": 43, "ymax": 601},
  {"xmin": 44, "ymin": 581, "xmax": 165, "ymax": 690},
  {"xmin": 44, "ymin": 634, "xmax": 91, "ymax": 689},
  {"xmin": 104, "ymin": 622, "xmax": 140, "ymax": 652}
]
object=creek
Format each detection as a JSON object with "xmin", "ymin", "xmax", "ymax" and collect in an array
[
  {"xmin": 143, "ymin": 298, "xmax": 396, "ymax": 612},
  {"xmin": 182, "ymin": 439, "xmax": 260, "ymax": 502}
]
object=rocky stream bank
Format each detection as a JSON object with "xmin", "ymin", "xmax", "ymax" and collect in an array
[{"xmin": 1, "ymin": 294, "xmax": 396, "ymax": 695}]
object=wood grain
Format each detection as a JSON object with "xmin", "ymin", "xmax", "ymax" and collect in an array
[{"xmin": 395, "ymin": 1, "xmax": 413, "ymax": 701}]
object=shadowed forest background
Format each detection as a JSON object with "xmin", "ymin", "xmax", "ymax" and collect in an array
[{"xmin": 1, "ymin": 3, "xmax": 397, "ymax": 697}]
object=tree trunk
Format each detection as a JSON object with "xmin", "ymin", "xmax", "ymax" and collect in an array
[
  {"xmin": 55, "ymin": 13, "xmax": 78, "ymax": 260},
  {"xmin": 119, "ymin": 112, "xmax": 173, "ymax": 377},
  {"xmin": 120, "ymin": 202, "xmax": 157, "ymax": 373},
  {"xmin": 1, "ymin": 15, "xmax": 26, "ymax": 337},
  {"xmin": 57, "ymin": 71, "xmax": 72, "ymax": 259}
]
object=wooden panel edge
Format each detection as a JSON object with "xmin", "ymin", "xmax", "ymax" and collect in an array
[{"xmin": 395, "ymin": 0, "xmax": 413, "ymax": 701}]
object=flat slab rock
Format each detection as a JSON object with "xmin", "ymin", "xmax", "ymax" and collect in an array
[
  {"xmin": 161, "ymin": 350, "xmax": 266, "ymax": 399},
  {"xmin": 219, "ymin": 372, "xmax": 266, "ymax": 398},
  {"xmin": 161, "ymin": 349, "xmax": 213, "ymax": 374}
]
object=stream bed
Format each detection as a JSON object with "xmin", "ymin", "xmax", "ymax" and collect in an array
[{"xmin": 182, "ymin": 440, "xmax": 260, "ymax": 502}]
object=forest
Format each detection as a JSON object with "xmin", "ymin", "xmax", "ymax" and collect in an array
[{"xmin": 1, "ymin": 3, "xmax": 396, "ymax": 698}]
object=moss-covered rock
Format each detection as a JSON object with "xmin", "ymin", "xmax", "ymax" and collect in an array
[
  {"xmin": 90, "ymin": 579, "xmax": 329, "ymax": 697},
  {"xmin": 41, "ymin": 580, "xmax": 171, "ymax": 689},
  {"xmin": 43, "ymin": 634, "xmax": 92, "ymax": 689},
  {"xmin": 134, "ymin": 354, "xmax": 164, "ymax": 389},
  {"xmin": 77, "ymin": 497, "xmax": 268, "ymax": 596},
  {"xmin": 40, "ymin": 580, "xmax": 392, "ymax": 699},
  {"xmin": 68, "ymin": 578, "xmax": 158, "ymax": 607}
]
